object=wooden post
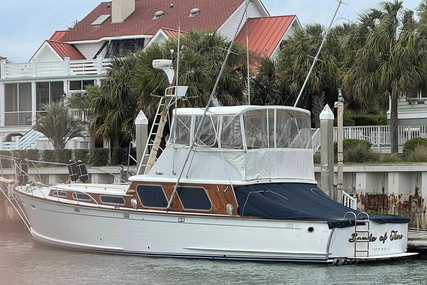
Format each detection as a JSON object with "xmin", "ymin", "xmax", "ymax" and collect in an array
[{"xmin": 335, "ymin": 88, "xmax": 344, "ymax": 203}]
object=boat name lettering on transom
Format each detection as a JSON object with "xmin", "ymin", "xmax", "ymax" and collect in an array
[
  {"xmin": 348, "ymin": 230, "xmax": 403, "ymax": 243},
  {"xmin": 178, "ymin": 217, "xmax": 185, "ymax": 223}
]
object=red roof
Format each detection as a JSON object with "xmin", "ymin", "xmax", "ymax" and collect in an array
[
  {"xmin": 235, "ymin": 15, "xmax": 296, "ymax": 58},
  {"xmin": 50, "ymin": 31, "xmax": 68, "ymax": 41},
  {"xmin": 48, "ymin": 41, "xmax": 86, "ymax": 60},
  {"xmin": 61, "ymin": 0, "xmax": 246, "ymax": 42}
]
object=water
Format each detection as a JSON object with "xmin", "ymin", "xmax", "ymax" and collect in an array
[{"xmin": 0, "ymin": 223, "xmax": 426, "ymax": 285}]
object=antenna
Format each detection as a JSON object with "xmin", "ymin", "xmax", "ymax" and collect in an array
[{"xmin": 293, "ymin": 0, "xmax": 344, "ymax": 107}]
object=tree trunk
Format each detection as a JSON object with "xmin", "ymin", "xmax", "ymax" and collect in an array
[{"xmin": 390, "ymin": 86, "xmax": 399, "ymax": 154}]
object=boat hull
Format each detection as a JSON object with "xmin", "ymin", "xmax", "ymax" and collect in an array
[{"xmin": 16, "ymin": 191, "xmax": 413, "ymax": 263}]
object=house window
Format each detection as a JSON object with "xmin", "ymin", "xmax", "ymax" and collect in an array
[
  {"xmin": 5, "ymin": 83, "xmax": 32, "ymax": 126},
  {"xmin": 136, "ymin": 184, "xmax": 168, "ymax": 208},
  {"xmin": 36, "ymin": 81, "xmax": 64, "ymax": 116},
  {"xmin": 69, "ymin": 80, "xmax": 94, "ymax": 92},
  {"xmin": 177, "ymin": 186, "xmax": 212, "ymax": 211},
  {"xmin": 105, "ymin": 39, "xmax": 145, "ymax": 58}
]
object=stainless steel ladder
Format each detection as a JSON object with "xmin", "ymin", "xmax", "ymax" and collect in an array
[{"xmin": 345, "ymin": 211, "xmax": 371, "ymax": 257}]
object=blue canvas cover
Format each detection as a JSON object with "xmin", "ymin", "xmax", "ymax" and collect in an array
[{"xmin": 234, "ymin": 183, "xmax": 410, "ymax": 229}]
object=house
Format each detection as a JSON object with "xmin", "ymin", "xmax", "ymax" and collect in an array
[{"xmin": 0, "ymin": 0, "xmax": 301, "ymax": 150}]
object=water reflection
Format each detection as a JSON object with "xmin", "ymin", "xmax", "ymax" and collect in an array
[{"xmin": 0, "ymin": 223, "xmax": 425, "ymax": 285}]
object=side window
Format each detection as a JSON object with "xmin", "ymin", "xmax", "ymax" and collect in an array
[
  {"xmin": 136, "ymin": 185, "xmax": 168, "ymax": 208},
  {"xmin": 72, "ymin": 192, "xmax": 91, "ymax": 201},
  {"xmin": 52, "ymin": 190, "xmax": 67, "ymax": 198},
  {"xmin": 177, "ymin": 187, "xmax": 212, "ymax": 211},
  {"xmin": 100, "ymin": 195, "xmax": 125, "ymax": 205}
]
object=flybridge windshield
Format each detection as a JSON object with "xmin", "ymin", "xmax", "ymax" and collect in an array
[{"xmin": 169, "ymin": 107, "xmax": 312, "ymax": 150}]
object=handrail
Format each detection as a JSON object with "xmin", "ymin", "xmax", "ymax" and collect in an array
[{"xmin": 342, "ymin": 190, "xmax": 357, "ymax": 210}]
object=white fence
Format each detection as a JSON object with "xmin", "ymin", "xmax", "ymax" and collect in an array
[
  {"xmin": 1, "ymin": 57, "xmax": 111, "ymax": 79},
  {"xmin": 332, "ymin": 125, "xmax": 427, "ymax": 152}
]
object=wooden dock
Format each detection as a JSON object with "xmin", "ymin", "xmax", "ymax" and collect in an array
[{"xmin": 408, "ymin": 229, "xmax": 427, "ymax": 252}]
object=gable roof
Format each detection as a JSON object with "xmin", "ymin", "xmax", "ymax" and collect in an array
[
  {"xmin": 235, "ymin": 15, "xmax": 297, "ymax": 59},
  {"xmin": 50, "ymin": 31, "xmax": 68, "ymax": 41},
  {"xmin": 48, "ymin": 41, "xmax": 86, "ymax": 60},
  {"xmin": 60, "ymin": 0, "xmax": 247, "ymax": 43}
]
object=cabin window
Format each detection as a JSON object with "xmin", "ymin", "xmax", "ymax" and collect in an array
[
  {"xmin": 177, "ymin": 187, "xmax": 212, "ymax": 211},
  {"xmin": 136, "ymin": 185, "xmax": 168, "ymax": 208},
  {"xmin": 172, "ymin": 115, "xmax": 192, "ymax": 145},
  {"xmin": 276, "ymin": 110, "xmax": 311, "ymax": 149},
  {"xmin": 220, "ymin": 115, "xmax": 242, "ymax": 149},
  {"xmin": 52, "ymin": 190, "xmax": 67, "ymax": 198},
  {"xmin": 100, "ymin": 195, "xmax": 125, "ymax": 205},
  {"xmin": 72, "ymin": 192, "xmax": 91, "ymax": 201},
  {"xmin": 244, "ymin": 109, "xmax": 269, "ymax": 149},
  {"xmin": 194, "ymin": 116, "xmax": 218, "ymax": 146}
]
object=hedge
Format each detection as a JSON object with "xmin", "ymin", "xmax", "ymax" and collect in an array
[{"xmin": 403, "ymin": 138, "xmax": 427, "ymax": 158}]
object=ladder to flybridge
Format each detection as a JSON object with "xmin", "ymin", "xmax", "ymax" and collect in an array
[{"xmin": 137, "ymin": 86, "xmax": 188, "ymax": 175}]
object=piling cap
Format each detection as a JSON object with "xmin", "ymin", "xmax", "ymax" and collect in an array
[
  {"xmin": 135, "ymin": 110, "xmax": 148, "ymax": 125},
  {"xmin": 319, "ymin": 104, "xmax": 334, "ymax": 120}
]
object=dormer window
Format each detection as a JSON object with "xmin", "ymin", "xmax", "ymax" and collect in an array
[
  {"xmin": 189, "ymin": 8, "xmax": 200, "ymax": 17},
  {"xmin": 153, "ymin": 10, "xmax": 165, "ymax": 20}
]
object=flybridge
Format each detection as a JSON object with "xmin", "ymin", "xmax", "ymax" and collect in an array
[
  {"xmin": 143, "ymin": 105, "xmax": 317, "ymax": 184},
  {"xmin": 170, "ymin": 105, "xmax": 312, "ymax": 151}
]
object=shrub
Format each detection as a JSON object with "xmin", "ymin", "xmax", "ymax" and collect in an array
[
  {"xmin": 89, "ymin": 148, "xmax": 109, "ymax": 166},
  {"xmin": 56, "ymin": 149, "xmax": 72, "ymax": 164},
  {"xmin": 111, "ymin": 147, "xmax": 128, "ymax": 165},
  {"xmin": 334, "ymin": 139, "xmax": 376, "ymax": 163},
  {"xmin": 0, "ymin": 150, "xmax": 13, "ymax": 168},
  {"xmin": 42, "ymin": 150, "xmax": 57, "ymax": 163},
  {"xmin": 378, "ymin": 153, "xmax": 401, "ymax": 163},
  {"xmin": 406, "ymin": 145, "xmax": 427, "ymax": 162},
  {"xmin": 344, "ymin": 142, "xmax": 378, "ymax": 163},
  {"xmin": 26, "ymin": 149, "xmax": 39, "ymax": 161},
  {"xmin": 12, "ymin": 150, "xmax": 26, "ymax": 160},
  {"xmin": 403, "ymin": 138, "xmax": 427, "ymax": 158},
  {"xmin": 74, "ymin": 149, "xmax": 89, "ymax": 164}
]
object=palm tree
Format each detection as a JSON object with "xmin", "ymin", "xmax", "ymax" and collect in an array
[
  {"xmin": 275, "ymin": 24, "xmax": 340, "ymax": 109},
  {"xmin": 342, "ymin": 1, "xmax": 426, "ymax": 153},
  {"xmin": 132, "ymin": 30, "xmax": 249, "ymax": 117},
  {"xmin": 34, "ymin": 100, "xmax": 84, "ymax": 149},
  {"xmin": 88, "ymin": 56, "xmax": 139, "ymax": 149}
]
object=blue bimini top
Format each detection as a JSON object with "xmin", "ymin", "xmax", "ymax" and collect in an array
[{"xmin": 234, "ymin": 183, "xmax": 409, "ymax": 229}]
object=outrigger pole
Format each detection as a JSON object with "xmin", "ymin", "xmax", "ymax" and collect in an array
[{"xmin": 293, "ymin": 0, "xmax": 344, "ymax": 107}]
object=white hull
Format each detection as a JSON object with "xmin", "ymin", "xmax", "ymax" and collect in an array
[{"xmin": 17, "ymin": 191, "xmax": 413, "ymax": 263}]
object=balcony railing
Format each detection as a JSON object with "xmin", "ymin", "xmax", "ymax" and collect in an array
[{"xmin": 0, "ymin": 57, "xmax": 112, "ymax": 79}]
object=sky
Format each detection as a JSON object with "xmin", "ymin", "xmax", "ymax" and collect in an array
[{"xmin": 0, "ymin": 0, "xmax": 422, "ymax": 63}]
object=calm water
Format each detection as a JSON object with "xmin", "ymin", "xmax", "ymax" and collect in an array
[{"xmin": 0, "ymin": 223, "xmax": 426, "ymax": 285}]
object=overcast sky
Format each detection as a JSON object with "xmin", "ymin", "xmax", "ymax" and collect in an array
[{"xmin": 0, "ymin": 0, "xmax": 422, "ymax": 63}]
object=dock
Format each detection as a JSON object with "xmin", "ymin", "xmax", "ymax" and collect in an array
[{"xmin": 408, "ymin": 229, "xmax": 427, "ymax": 252}]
